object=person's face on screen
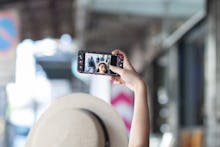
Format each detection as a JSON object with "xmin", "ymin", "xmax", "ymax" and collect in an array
[{"xmin": 98, "ymin": 63, "xmax": 107, "ymax": 73}]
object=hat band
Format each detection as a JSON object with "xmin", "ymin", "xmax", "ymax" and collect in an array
[{"xmin": 81, "ymin": 109, "xmax": 110, "ymax": 147}]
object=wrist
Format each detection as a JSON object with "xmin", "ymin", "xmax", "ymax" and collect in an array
[{"xmin": 134, "ymin": 78, "xmax": 146, "ymax": 93}]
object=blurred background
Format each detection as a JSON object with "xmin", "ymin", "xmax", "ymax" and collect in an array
[{"xmin": 0, "ymin": 0, "xmax": 220, "ymax": 146}]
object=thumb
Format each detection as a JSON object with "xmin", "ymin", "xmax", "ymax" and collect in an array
[{"xmin": 110, "ymin": 65, "xmax": 123, "ymax": 75}]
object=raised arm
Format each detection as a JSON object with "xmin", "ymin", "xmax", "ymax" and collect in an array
[{"xmin": 110, "ymin": 49, "xmax": 150, "ymax": 147}]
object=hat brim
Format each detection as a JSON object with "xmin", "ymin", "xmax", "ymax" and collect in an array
[{"xmin": 26, "ymin": 93, "xmax": 128, "ymax": 147}]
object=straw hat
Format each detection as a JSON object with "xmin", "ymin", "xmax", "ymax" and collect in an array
[{"xmin": 26, "ymin": 93, "xmax": 128, "ymax": 147}]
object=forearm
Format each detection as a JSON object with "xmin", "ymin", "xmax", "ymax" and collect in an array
[
  {"xmin": 109, "ymin": 49, "xmax": 150, "ymax": 146},
  {"xmin": 129, "ymin": 80, "xmax": 150, "ymax": 147}
]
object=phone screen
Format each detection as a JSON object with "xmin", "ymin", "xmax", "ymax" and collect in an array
[
  {"xmin": 84, "ymin": 53, "xmax": 116, "ymax": 74},
  {"xmin": 78, "ymin": 51, "xmax": 122, "ymax": 76}
]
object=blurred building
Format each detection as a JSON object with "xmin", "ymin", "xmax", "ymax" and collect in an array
[{"xmin": 0, "ymin": 0, "xmax": 220, "ymax": 147}]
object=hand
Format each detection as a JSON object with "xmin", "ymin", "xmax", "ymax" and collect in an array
[{"xmin": 110, "ymin": 49, "xmax": 144, "ymax": 92}]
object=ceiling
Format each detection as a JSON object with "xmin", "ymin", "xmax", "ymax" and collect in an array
[
  {"xmin": 1, "ymin": 0, "xmax": 76, "ymax": 40},
  {"xmin": 0, "ymin": 0, "xmax": 205, "ymax": 41},
  {"xmin": 89, "ymin": 0, "xmax": 205, "ymax": 18},
  {"xmin": 0, "ymin": 0, "xmax": 206, "ymax": 76}
]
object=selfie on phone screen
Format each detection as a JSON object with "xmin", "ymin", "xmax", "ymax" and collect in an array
[
  {"xmin": 78, "ymin": 51, "xmax": 123, "ymax": 76},
  {"xmin": 85, "ymin": 53, "xmax": 111, "ymax": 74}
]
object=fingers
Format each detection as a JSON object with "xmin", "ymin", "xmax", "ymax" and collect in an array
[
  {"xmin": 110, "ymin": 66, "xmax": 125, "ymax": 85},
  {"xmin": 110, "ymin": 76, "xmax": 123, "ymax": 85},
  {"xmin": 110, "ymin": 65, "xmax": 123, "ymax": 75},
  {"xmin": 110, "ymin": 76, "xmax": 120, "ymax": 81},
  {"xmin": 113, "ymin": 81, "xmax": 122, "ymax": 85},
  {"xmin": 112, "ymin": 49, "xmax": 127, "ymax": 58},
  {"xmin": 110, "ymin": 76, "xmax": 115, "ymax": 81},
  {"xmin": 112, "ymin": 49, "xmax": 134, "ymax": 71}
]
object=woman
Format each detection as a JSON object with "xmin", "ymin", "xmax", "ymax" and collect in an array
[
  {"xmin": 97, "ymin": 62, "xmax": 108, "ymax": 74},
  {"xmin": 110, "ymin": 49, "xmax": 150, "ymax": 147}
]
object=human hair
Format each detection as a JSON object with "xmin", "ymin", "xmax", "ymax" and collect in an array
[{"xmin": 97, "ymin": 63, "xmax": 107, "ymax": 73}]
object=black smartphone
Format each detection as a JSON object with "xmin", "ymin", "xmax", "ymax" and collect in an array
[{"xmin": 77, "ymin": 50, "xmax": 124, "ymax": 76}]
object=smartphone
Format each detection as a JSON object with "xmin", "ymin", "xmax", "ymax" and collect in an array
[{"xmin": 77, "ymin": 50, "xmax": 124, "ymax": 76}]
